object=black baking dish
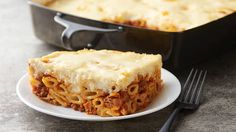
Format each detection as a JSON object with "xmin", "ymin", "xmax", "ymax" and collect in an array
[{"xmin": 28, "ymin": 1, "xmax": 236, "ymax": 70}]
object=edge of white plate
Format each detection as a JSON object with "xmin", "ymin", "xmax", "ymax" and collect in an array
[{"xmin": 16, "ymin": 68, "xmax": 181, "ymax": 121}]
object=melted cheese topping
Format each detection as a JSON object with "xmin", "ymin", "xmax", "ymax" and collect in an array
[
  {"xmin": 29, "ymin": 49, "xmax": 162, "ymax": 93},
  {"xmin": 34, "ymin": 0, "xmax": 236, "ymax": 31}
]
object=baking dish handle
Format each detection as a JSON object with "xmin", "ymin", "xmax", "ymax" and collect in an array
[{"xmin": 54, "ymin": 13, "xmax": 124, "ymax": 50}]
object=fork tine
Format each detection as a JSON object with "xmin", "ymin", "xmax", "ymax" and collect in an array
[
  {"xmin": 183, "ymin": 68, "xmax": 194, "ymax": 89},
  {"xmin": 178, "ymin": 68, "xmax": 194, "ymax": 101},
  {"xmin": 183, "ymin": 69, "xmax": 198, "ymax": 102},
  {"xmin": 195, "ymin": 70, "xmax": 207, "ymax": 104},
  {"xmin": 189, "ymin": 70, "xmax": 203, "ymax": 103}
]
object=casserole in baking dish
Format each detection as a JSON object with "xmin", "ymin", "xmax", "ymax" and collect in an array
[
  {"xmin": 33, "ymin": 0, "xmax": 236, "ymax": 32},
  {"xmin": 29, "ymin": 0, "xmax": 236, "ymax": 70}
]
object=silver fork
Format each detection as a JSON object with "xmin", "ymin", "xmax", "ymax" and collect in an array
[{"xmin": 159, "ymin": 69, "xmax": 207, "ymax": 132}]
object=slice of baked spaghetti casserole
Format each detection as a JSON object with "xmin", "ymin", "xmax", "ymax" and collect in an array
[{"xmin": 28, "ymin": 49, "xmax": 163, "ymax": 116}]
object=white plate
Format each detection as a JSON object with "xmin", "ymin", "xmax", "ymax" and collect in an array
[{"xmin": 16, "ymin": 68, "xmax": 181, "ymax": 121}]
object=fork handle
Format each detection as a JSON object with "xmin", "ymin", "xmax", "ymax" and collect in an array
[{"xmin": 159, "ymin": 107, "xmax": 182, "ymax": 132}]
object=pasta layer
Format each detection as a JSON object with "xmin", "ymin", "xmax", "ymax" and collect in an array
[{"xmin": 29, "ymin": 67, "xmax": 163, "ymax": 116}]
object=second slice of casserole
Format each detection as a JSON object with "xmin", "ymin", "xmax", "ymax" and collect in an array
[{"xmin": 28, "ymin": 49, "xmax": 163, "ymax": 116}]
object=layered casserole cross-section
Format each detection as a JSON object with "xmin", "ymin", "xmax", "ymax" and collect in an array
[{"xmin": 28, "ymin": 49, "xmax": 163, "ymax": 116}]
